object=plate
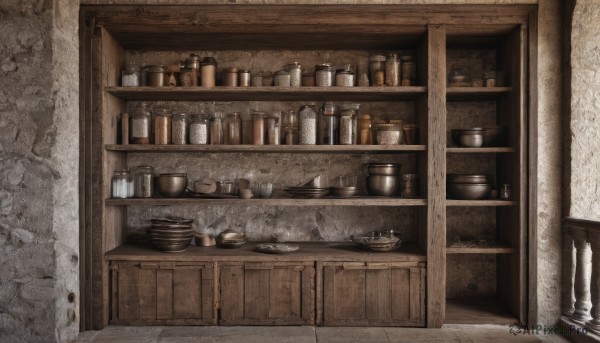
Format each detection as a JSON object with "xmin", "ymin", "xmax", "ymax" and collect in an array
[{"xmin": 255, "ymin": 243, "xmax": 300, "ymax": 254}]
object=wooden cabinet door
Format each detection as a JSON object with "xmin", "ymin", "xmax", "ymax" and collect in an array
[
  {"xmin": 219, "ymin": 261, "xmax": 315, "ymax": 325},
  {"xmin": 322, "ymin": 262, "xmax": 425, "ymax": 326},
  {"xmin": 109, "ymin": 261, "xmax": 216, "ymax": 325}
]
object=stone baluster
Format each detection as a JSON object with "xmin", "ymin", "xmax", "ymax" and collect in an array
[
  {"xmin": 562, "ymin": 227, "xmax": 576, "ymax": 316},
  {"xmin": 572, "ymin": 228, "xmax": 592, "ymax": 323},
  {"xmin": 586, "ymin": 230, "xmax": 600, "ymax": 333}
]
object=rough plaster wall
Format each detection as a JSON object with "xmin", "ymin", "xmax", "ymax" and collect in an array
[
  {"xmin": 0, "ymin": 0, "xmax": 79, "ymax": 342},
  {"xmin": 570, "ymin": 0, "xmax": 600, "ymax": 221}
]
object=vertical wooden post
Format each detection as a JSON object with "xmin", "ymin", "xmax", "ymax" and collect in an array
[
  {"xmin": 572, "ymin": 229, "xmax": 592, "ymax": 323},
  {"xmin": 562, "ymin": 227, "xmax": 576, "ymax": 316},
  {"xmin": 586, "ymin": 231, "xmax": 600, "ymax": 333},
  {"xmin": 426, "ymin": 25, "xmax": 447, "ymax": 328}
]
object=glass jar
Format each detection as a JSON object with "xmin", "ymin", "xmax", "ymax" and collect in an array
[
  {"xmin": 500, "ymin": 184, "xmax": 512, "ymax": 200},
  {"xmin": 400, "ymin": 54, "xmax": 417, "ymax": 86},
  {"xmin": 122, "ymin": 54, "xmax": 140, "ymax": 87},
  {"xmin": 282, "ymin": 110, "xmax": 298, "ymax": 144},
  {"xmin": 484, "ymin": 71, "xmax": 497, "ymax": 87},
  {"xmin": 315, "ymin": 64, "xmax": 333, "ymax": 87},
  {"xmin": 210, "ymin": 114, "xmax": 224, "ymax": 145},
  {"xmin": 266, "ymin": 116, "xmax": 280, "ymax": 145},
  {"xmin": 369, "ymin": 54, "xmax": 386, "ymax": 86},
  {"xmin": 154, "ymin": 108, "xmax": 172, "ymax": 145},
  {"xmin": 335, "ymin": 64, "xmax": 354, "ymax": 87},
  {"xmin": 111, "ymin": 170, "xmax": 131, "ymax": 199},
  {"xmin": 319, "ymin": 102, "xmax": 339, "ymax": 145},
  {"xmin": 224, "ymin": 67, "xmax": 238, "ymax": 87},
  {"xmin": 285, "ymin": 127, "xmax": 298, "ymax": 145},
  {"xmin": 359, "ymin": 114, "xmax": 373, "ymax": 145},
  {"xmin": 201, "ymin": 57, "xmax": 217, "ymax": 88},
  {"xmin": 189, "ymin": 114, "xmax": 209, "ymax": 144},
  {"xmin": 134, "ymin": 165, "xmax": 154, "ymax": 198},
  {"xmin": 385, "ymin": 53, "xmax": 400, "ymax": 86},
  {"xmin": 225, "ymin": 112, "xmax": 242, "ymax": 145},
  {"xmin": 130, "ymin": 103, "xmax": 151, "ymax": 144},
  {"xmin": 179, "ymin": 67, "xmax": 196, "ymax": 87},
  {"xmin": 274, "ymin": 70, "xmax": 291, "ymax": 87},
  {"xmin": 171, "ymin": 113, "xmax": 188, "ymax": 145},
  {"xmin": 399, "ymin": 174, "xmax": 419, "ymax": 198},
  {"xmin": 239, "ymin": 69, "xmax": 251, "ymax": 87},
  {"xmin": 298, "ymin": 105, "xmax": 317, "ymax": 145},
  {"xmin": 252, "ymin": 111, "xmax": 266, "ymax": 145},
  {"xmin": 251, "ymin": 72, "xmax": 263, "ymax": 87},
  {"xmin": 147, "ymin": 65, "xmax": 166, "ymax": 87},
  {"xmin": 339, "ymin": 110, "xmax": 356, "ymax": 145},
  {"xmin": 448, "ymin": 63, "xmax": 472, "ymax": 86},
  {"xmin": 286, "ymin": 62, "xmax": 302, "ymax": 87}
]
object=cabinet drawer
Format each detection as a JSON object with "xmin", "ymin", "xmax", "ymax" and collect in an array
[
  {"xmin": 322, "ymin": 261, "xmax": 425, "ymax": 326},
  {"xmin": 219, "ymin": 261, "xmax": 315, "ymax": 325},
  {"xmin": 109, "ymin": 261, "xmax": 216, "ymax": 325}
]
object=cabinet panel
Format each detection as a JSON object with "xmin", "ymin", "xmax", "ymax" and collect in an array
[
  {"xmin": 322, "ymin": 262, "xmax": 425, "ymax": 326},
  {"xmin": 219, "ymin": 262, "xmax": 315, "ymax": 325},
  {"xmin": 110, "ymin": 261, "xmax": 216, "ymax": 325}
]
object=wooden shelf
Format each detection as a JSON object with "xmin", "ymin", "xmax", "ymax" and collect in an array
[
  {"xmin": 446, "ymin": 246, "xmax": 515, "ymax": 254},
  {"xmin": 445, "ymin": 298, "xmax": 517, "ymax": 325},
  {"xmin": 105, "ymin": 86, "xmax": 427, "ymax": 102},
  {"xmin": 446, "ymin": 87, "xmax": 512, "ymax": 101},
  {"xmin": 446, "ymin": 199, "xmax": 516, "ymax": 206},
  {"xmin": 106, "ymin": 144, "xmax": 427, "ymax": 154},
  {"xmin": 105, "ymin": 197, "xmax": 428, "ymax": 207},
  {"xmin": 447, "ymin": 147, "xmax": 514, "ymax": 153},
  {"xmin": 105, "ymin": 242, "xmax": 427, "ymax": 263}
]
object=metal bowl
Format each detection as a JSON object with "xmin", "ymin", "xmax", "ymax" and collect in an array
[
  {"xmin": 447, "ymin": 182, "xmax": 492, "ymax": 200},
  {"xmin": 447, "ymin": 174, "xmax": 493, "ymax": 184},
  {"xmin": 451, "ymin": 128, "xmax": 484, "ymax": 147},
  {"xmin": 157, "ymin": 173, "xmax": 188, "ymax": 197},
  {"xmin": 366, "ymin": 175, "xmax": 397, "ymax": 196},
  {"xmin": 367, "ymin": 163, "xmax": 400, "ymax": 176}
]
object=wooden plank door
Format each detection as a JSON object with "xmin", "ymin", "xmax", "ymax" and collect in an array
[
  {"xmin": 219, "ymin": 261, "xmax": 315, "ymax": 325},
  {"xmin": 322, "ymin": 262, "xmax": 426, "ymax": 327}
]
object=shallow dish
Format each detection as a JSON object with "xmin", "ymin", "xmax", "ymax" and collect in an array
[
  {"xmin": 447, "ymin": 182, "xmax": 492, "ymax": 200},
  {"xmin": 329, "ymin": 186, "xmax": 358, "ymax": 198},
  {"xmin": 255, "ymin": 243, "xmax": 300, "ymax": 254},
  {"xmin": 151, "ymin": 217, "xmax": 194, "ymax": 225},
  {"xmin": 218, "ymin": 239, "xmax": 248, "ymax": 249}
]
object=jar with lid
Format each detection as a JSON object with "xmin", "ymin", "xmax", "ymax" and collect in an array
[
  {"xmin": 171, "ymin": 113, "xmax": 188, "ymax": 145},
  {"xmin": 274, "ymin": 70, "xmax": 291, "ymax": 87},
  {"xmin": 359, "ymin": 114, "xmax": 373, "ymax": 145},
  {"xmin": 134, "ymin": 165, "xmax": 154, "ymax": 198},
  {"xmin": 448, "ymin": 63, "xmax": 472, "ymax": 86},
  {"xmin": 285, "ymin": 127, "xmax": 298, "ymax": 145},
  {"xmin": 239, "ymin": 69, "xmax": 251, "ymax": 87},
  {"xmin": 285, "ymin": 62, "xmax": 302, "ymax": 87},
  {"xmin": 130, "ymin": 103, "xmax": 151, "ymax": 144},
  {"xmin": 319, "ymin": 102, "xmax": 339, "ymax": 145},
  {"xmin": 180, "ymin": 55, "xmax": 199, "ymax": 86},
  {"xmin": 281, "ymin": 110, "xmax": 298, "ymax": 144},
  {"xmin": 224, "ymin": 67, "xmax": 239, "ymax": 87},
  {"xmin": 369, "ymin": 55, "xmax": 386, "ymax": 86},
  {"xmin": 251, "ymin": 72, "xmax": 263, "ymax": 87},
  {"xmin": 315, "ymin": 64, "xmax": 333, "ymax": 87},
  {"xmin": 189, "ymin": 114, "xmax": 209, "ymax": 144},
  {"xmin": 154, "ymin": 108, "xmax": 172, "ymax": 145},
  {"xmin": 266, "ymin": 116, "xmax": 280, "ymax": 145},
  {"xmin": 225, "ymin": 112, "xmax": 242, "ymax": 145},
  {"xmin": 112, "ymin": 170, "xmax": 132, "ymax": 198},
  {"xmin": 147, "ymin": 65, "xmax": 166, "ymax": 87},
  {"xmin": 400, "ymin": 54, "xmax": 417, "ymax": 86},
  {"xmin": 252, "ymin": 111, "xmax": 266, "ymax": 145},
  {"xmin": 210, "ymin": 114, "xmax": 224, "ymax": 145},
  {"xmin": 385, "ymin": 53, "xmax": 400, "ymax": 86},
  {"xmin": 201, "ymin": 57, "xmax": 217, "ymax": 88},
  {"xmin": 500, "ymin": 184, "xmax": 512, "ymax": 199},
  {"xmin": 122, "ymin": 53, "xmax": 140, "ymax": 87},
  {"xmin": 241, "ymin": 114, "xmax": 253, "ymax": 144},
  {"xmin": 298, "ymin": 105, "xmax": 317, "ymax": 145},
  {"xmin": 336, "ymin": 64, "xmax": 355, "ymax": 87}
]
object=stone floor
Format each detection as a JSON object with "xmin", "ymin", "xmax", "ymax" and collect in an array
[{"xmin": 75, "ymin": 325, "xmax": 574, "ymax": 343}]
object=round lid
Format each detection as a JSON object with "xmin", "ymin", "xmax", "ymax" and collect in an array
[
  {"xmin": 228, "ymin": 112, "xmax": 240, "ymax": 118},
  {"xmin": 287, "ymin": 62, "xmax": 302, "ymax": 69},
  {"xmin": 113, "ymin": 169, "xmax": 130, "ymax": 175},
  {"xmin": 315, "ymin": 63, "xmax": 332, "ymax": 71},
  {"xmin": 148, "ymin": 65, "xmax": 166, "ymax": 73},
  {"xmin": 201, "ymin": 57, "xmax": 216, "ymax": 65},
  {"xmin": 159, "ymin": 173, "xmax": 187, "ymax": 177},
  {"xmin": 388, "ymin": 53, "xmax": 399, "ymax": 59},
  {"xmin": 275, "ymin": 70, "xmax": 290, "ymax": 76},
  {"xmin": 369, "ymin": 55, "xmax": 386, "ymax": 62},
  {"xmin": 227, "ymin": 67, "xmax": 238, "ymax": 73},
  {"xmin": 239, "ymin": 69, "xmax": 250, "ymax": 74}
]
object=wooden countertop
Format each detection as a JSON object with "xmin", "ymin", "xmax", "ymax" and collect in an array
[{"xmin": 105, "ymin": 242, "xmax": 426, "ymax": 263}]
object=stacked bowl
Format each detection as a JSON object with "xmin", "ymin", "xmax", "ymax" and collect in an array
[
  {"xmin": 149, "ymin": 217, "xmax": 194, "ymax": 252},
  {"xmin": 447, "ymin": 174, "xmax": 493, "ymax": 200}
]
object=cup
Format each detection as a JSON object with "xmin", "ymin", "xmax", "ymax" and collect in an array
[{"xmin": 258, "ymin": 183, "xmax": 273, "ymax": 198}]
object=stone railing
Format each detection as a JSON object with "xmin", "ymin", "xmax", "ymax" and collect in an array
[{"xmin": 563, "ymin": 217, "xmax": 600, "ymax": 340}]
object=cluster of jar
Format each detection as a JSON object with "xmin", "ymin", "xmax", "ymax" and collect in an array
[
  {"xmin": 111, "ymin": 165, "xmax": 155, "ymax": 199},
  {"xmin": 368, "ymin": 53, "xmax": 417, "ymax": 87},
  {"xmin": 121, "ymin": 54, "xmax": 218, "ymax": 88},
  {"xmin": 447, "ymin": 63, "xmax": 506, "ymax": 87}
]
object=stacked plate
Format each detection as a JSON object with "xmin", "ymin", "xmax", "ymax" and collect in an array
[
  {"xmin": 149, "ymin": 217, "xmax": 194, "ymax": 252},
  {"xmin": 351, "ymin": 235, "xmax": 401, "ymax": 252},
  {"xmin": 217, "ymin": 229, "xmax": 248, "ymax": 249},
  {"xmin": 284, "ymin": 186, "xmax": 329, "ymax": 198}
]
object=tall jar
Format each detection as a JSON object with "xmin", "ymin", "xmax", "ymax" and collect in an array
[
  {"xmin": 315, "ymin": 64, "xmax": 333, "ymax": 87},
  {"xmin": 286, "ymin": 62, "xmax": 302, "ymax": 87},
  {"xmin": 335, "ymin": 64, "xmax": 354, "ymax": 87},
  {"xmin": 369, "ymin": 55, "xmax": 386, "ymax": 86},
  {"xmin": 189, "ymin": 114, "xmax": 209, "ymax": 144},
  {"xmin": 339, "ymin": 109, "xmax": 356, "ymax": 145},
  {"xmin": 201, "ymin": 57, "xmax": 217, "ymax": 88},
  {"xmin": 225, "ymin": 112, "xmax": 242, "ymax": 145},
  {"xmin": 266, "ymin": 116, "xmax": 280, "ymax": 145},
  {"xmin": 298, "ymin": 105, "xmax": 317, "ymax": 145},
  {"xmin": 223, "ymin": 67, "xmax": 238, "ymax": 87},
  {"xmin": 359, "ymin": 114, "xmax": 373, "ymax": 145},
  {"xmin": 385, "ymin": 53, "xmax": 400, "ymax": 86},
  {"xmin": 319, "ymin": 102, "xmax": 338, "ymax": 145},
  {"xmin": 134, "ymin": 165, "xmax": 154, "ymax": 198},
  {"xmin": 130, "ymin": 103, "xmax": 151, "ymax": 144},
  {"xmin": 252, "ymin": 111, "xmax": 266, "ymax": 145},
  {"xmin": 281, "ymin": 110, "xmax": 298, "ymax": 144},
  {"xmin": 210, "ymin": 114, "xmax": 224, "ymax": 145},
  {"xmin": 154, "ymin": 108, "xmax": 172, "ymax": 145},
  {"xmin": 111, "ymin": 170, "xmax": 132, "ymax": 198},
  {"xmin": 400, "ymin": 54, "xmax": 417, "ymax": 86},
  {"xmin": 171, "ymin": 112, "xmax": 188, "ymax": 145}
]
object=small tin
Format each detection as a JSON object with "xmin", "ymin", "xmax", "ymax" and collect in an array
[
  {"xmin": 239, "ymin": 69, "xmax": 251, "ymax": 87},
  {"xmin": 224, "ymin": 67, "xmax": 238, "ymax": 87},
  {"xmin": 274, "ymin": 70, "xmax": 291, "ymax": 87},
  {"xmin": 147, "ymin": 65, "xmax": 166, "ymax": 87}
]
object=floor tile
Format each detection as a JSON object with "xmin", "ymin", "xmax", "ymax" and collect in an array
[
  {"xmin": 316, "ymin": 327, "xmax": 389, "ymax": 343},
  {"xmin": 386, "ymin": 327, "xmax": 461, "ymax": 342},
  {"xmin": 158, "ymin": 326, "xmax": 316, "ymax": 343},
  {"xmin": 92, "ymin": 326, "xmax": 162, "ymax": 343}
]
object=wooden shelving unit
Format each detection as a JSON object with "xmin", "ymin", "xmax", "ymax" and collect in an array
[
  {"xmin": 105, "ymin": 144, "xmax": 427, "ymax": 153},
  {"xmin": 105, "ymin": 197, "xmax": 428, "ymax": 207},
  {"xmin": 446, "ymin": 87, "xmax": 512, "ymax": 101},
  {"xmin": 446, "ymin": 199, "xmax": 516, "ymax": 206},
  {"xmin": 446, "ymin": 147, "xmax": 514, "ymax": 153}
]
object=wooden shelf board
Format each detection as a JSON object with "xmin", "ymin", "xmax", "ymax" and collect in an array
[
  {"xmin": 105, "ymin": 241, "xmax": 427, "ymax": 263},
  {"xmin": 106, "ymin": 144, "xmax": 427, "ymax": 153},
  {"xmin": 446, "ymin": 87, "xmax": 512, "ymax": 101},
  {"xmin": 447, "ymin": 147, "xmax": 514, "ymax": 154},
  {"xmin": 446, "ymin": 199, "xmax": 516, "ymax": 206},
  {"xmin": 105, "ymin": 86, "xmax": 427, "ymax": 101},
  {"xmin": 105, "ymin": 197, "xmax": 428, "ymax": 207},
  {"xmin": 445, "ymin": 298, "xmax": 517, "ymax": 325},
  {"xmin": 446, "ymin": 246, "xmax": 514, "ymax": 254}
]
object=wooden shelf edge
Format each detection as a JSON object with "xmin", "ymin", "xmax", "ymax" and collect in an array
[
  {"xmin": 105, "ymin": 197, "xmax": 428, "ymax": 207},
  {"xmin": 446, "ymin": 246, "xmax": 515, "ymax": 254},
  {"xmin": 446, "ymin": 87, "xmax": 513, "ymax": 101},
  {"xmin": 447, "ymin": 147, "xmax": 514, "ymax": 153},
  {"xmin": 446, "ymin": 199, "xmax": 516, "ymax": 206},
  {"xmin": 445, "ymin": 298, "xmax": 517, "ymax": 325},
  {"xmin": 105, "ymin": 144, "xmax": 427, "ymax": 153}
]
